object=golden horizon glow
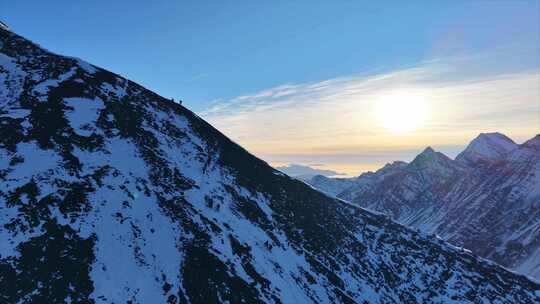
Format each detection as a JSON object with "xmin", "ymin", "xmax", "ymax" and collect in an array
[{"xmin": 202, "ymin": 58, "xmax": 540, "ymax": 176}]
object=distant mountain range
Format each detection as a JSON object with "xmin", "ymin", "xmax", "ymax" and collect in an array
[
  {"xmin": 1, "ymin": 25, "xmax": 539, "ymax": 303},
  {"xmin": 305, "ymin": 132, "xmax": 540, "ymax": 280},
  {"xmin": 275, "ymin": 163, "xmax": 346, "ymax": 180}
]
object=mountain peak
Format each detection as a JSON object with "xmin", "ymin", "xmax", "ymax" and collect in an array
[
  {"xmin": 407, "ymin": 146, "xmax": 459, "ymax": 178},
  {"xmin": 421, "ymin": 146, "xmax": 435, "ymax": 155},
  {"xmin": 456, "ymin": 132, "xmax": 517, "ymax": 165},
  {"xmin": 477, "ymin": 132, "xmax": 515, "ymax": 142},
  {"xmin": 412, "ymin": 146, "xmax": 449, "ymax": 163}
]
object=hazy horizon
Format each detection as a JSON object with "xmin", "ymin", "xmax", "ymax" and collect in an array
[{"xmin": 270, "ymin": 132, "xmax": 539, "ymax": 177}]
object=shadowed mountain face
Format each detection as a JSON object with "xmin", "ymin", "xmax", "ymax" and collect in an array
[
  {"xmin": 307, "ymin": 133, "xmax": 540, "ymax": 281},
  {"xmin": 0, "ymin": 27, "xmax": 539, "ymax": 304}
]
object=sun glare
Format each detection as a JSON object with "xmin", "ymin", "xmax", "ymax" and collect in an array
[{"xmin": 373, "ymin": 90, "xmax": 428, "ymax": 134}]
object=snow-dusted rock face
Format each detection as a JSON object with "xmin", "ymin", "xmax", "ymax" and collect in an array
[
  {"xmin": 1, "ymin": 28, "xmax": 539, "ymax": 304},
  {"xmin": 0, "ymin": 21, "xmax": 8, "ymax": 32},
  {"xmin": 307, "ymin": 135, "xmax": 540, "ymax": 281},
  {"xmin": 455, "ymin": 132, "xmax": 518, "ymax": 165}
]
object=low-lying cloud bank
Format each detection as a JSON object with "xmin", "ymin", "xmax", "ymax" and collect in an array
[{"xmin": 275, "ymin": 164, "xmax": 346, "ymax": 179}]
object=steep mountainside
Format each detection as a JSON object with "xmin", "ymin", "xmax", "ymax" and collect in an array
[
  {"xmin": 307, "ymin": 133, "xmax": 540, "ymax": 281},
  {"xmin": 1, "ymin": 26, "xmax": 539, "ymax": 303}
]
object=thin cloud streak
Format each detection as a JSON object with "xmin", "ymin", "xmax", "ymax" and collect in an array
[{"xmin": 200, "ymin": 55, "xmax": 540, "ymax": 175}]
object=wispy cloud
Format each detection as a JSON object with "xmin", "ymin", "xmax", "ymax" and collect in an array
[{"xmin": 200, "ymin": 54, "xmax": 540, "ymax": 175}]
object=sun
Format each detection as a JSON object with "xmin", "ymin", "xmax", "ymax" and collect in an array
[{"xmin": 373, "ymin": 90, "xmax": 428, "ymax": 134}]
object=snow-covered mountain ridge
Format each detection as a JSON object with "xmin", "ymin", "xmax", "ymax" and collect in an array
[
  {"xmin": 306, "ymin": 132, "xmax": 540, "ymax": 281},
  {"xmin": 0, "ymin": 27, "xmax": 539, "ymax": 303}
]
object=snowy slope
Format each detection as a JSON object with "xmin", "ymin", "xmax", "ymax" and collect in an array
[
  {"xmin": 0, "ymin": 27, "xmax": 539, "ymax": 303},
  {"xmin": 0, "ymin": 21, "xmax": 8, "ymax": 32},
  {"xmin": 307, "ymin": 134, "xmax": 540, "ymax": 281}
]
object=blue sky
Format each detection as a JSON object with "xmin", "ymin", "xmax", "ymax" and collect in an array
[
  {"xmin": 2, "ymin": 1, "xmax": 539, "ymax": 175},
  {"xmin": 3, "ymin": 1, "xmax": 538, "ymax": 111}
]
